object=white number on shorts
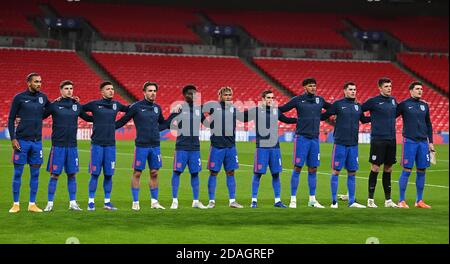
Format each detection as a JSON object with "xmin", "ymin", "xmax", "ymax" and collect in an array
[
  {"xmin": 75, "ymin": 158, "xmax": 79, "ymax": 166},
  {"xmin": 198, "ymin": 158, "xmax": 201, "ymax": 167},
  {"xmin": 158, "ymin": 155, "xmax": 161, "ymax": 162},
  {"xmin": 40, "ymin": 150, "xmax": 43, "ymax": 159},
  {"xmin": 426, "ymin": 154, "xmax": 430, "ymax": 162},
  {"xmin": 279, "ymin": 158, "xmax": 282, "ymax": 166},
  {"xmin": 111, "ymin": 161, "xmax": 115, "ymax": 169},
  {"xmin": 317, "ymin": 153, "xmax": 320, "ymax": 161},
  {"xmin": 235, "ymin": 156, "xmax": 239, "ymax": 163}
]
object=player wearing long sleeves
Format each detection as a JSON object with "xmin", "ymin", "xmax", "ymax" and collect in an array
[
  {"xmin": 115, "ymin": 82, "xmax": 177, "ymax": 210},
  {"xmin": 203, "ymin": 86, "xmax": 248, "ymax": 209},
  {"xmin": 249, "ymin": 90, "xmax": 297, "ymax": 209},
  {"xmin": 168, "ymin": 85, "xmax": 208, "ymax": 210},
  {"xmin": 82, "ymin": 81, "xmax": 128, "ymax": 211},
  {"xmin": 42, "ymin": 80, "xmax": 93, "ymax": 212},
  {"xmin": 321, "ymin": 82, "xmax": 370, "ymax": 208},
  {"xmin": 396, "ymin": 81, "xmax": 434, "ymax": 209},
  {"xmin": 361, "ymin": 78, "xmax": 399, "ymax": 208},
  {"xmin": 279, "ymin": 78, "xmax": 332, "ymax": 209},
  {"xmin": 8, "ymin": 73, "xmax": 49, "ymax": 213}
]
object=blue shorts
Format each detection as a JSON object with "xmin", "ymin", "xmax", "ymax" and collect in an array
[
  {"xmin": 133, "ymin": 146, "xmax": 162, "ymax": 171},
  {"xmin": 292, "ymin": 135, "xmax": 320, "ymax": 167},
  {"xmin": 12, "ymin": 140, "xmax": 43, "ymax": 165},
  {"xmin": 207, "ymin": 146, "xmax": 239, "ymax": 172},
  {"xmin": 331, "ymin": 144, "xmax": 359, "ymax": 171},
  {"xmin": 173, "ymin": 150, "xmax": 202, "ymax": 174},
  {"xmin": 254, "ymin": 147, "xmax": 282, "ymax": 174},
  {"xmin": 89, "ymin": 144, "xmax": 116, "ymax": 176},
  {"xmin": 46, "ymin": 146, "xmax": 79, "ymax": 175},
  {"xmin": 401, "ymin": 138, "xmax": 430, "ymax": 169}
]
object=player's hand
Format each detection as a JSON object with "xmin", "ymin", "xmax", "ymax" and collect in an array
[
  {"xmin": 53, "ymin": 96, "xmax": 62, "ymax": 102},
  {"xmin": 429, "ymin": 143, "xmax": 435, "ymax": 152},
  {"xmin": 11, "ymin": 139, "xmax": 21, "ymax": 151},
  {"xmin": 171, "ymin": 104, "xmax": 182, "ymax": 114},
  {"xmin": 72, "ymin": 96, "xmax": 80, "ymax": 103}
]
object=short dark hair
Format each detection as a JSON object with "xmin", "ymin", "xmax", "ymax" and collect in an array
[
  {"xmin": 143, "ymin": 81, "xmax": 158, "ymax": 92},
  {"xmin": 261, "ymin": 90, "xmax": 274, "ymax": 98},
  {"xmin": 182, "ymin": 84, "xmax": 197, "ymax": 95},
  {"xmin": 344, "ymin": 82, "xmax": 356, "ymax": 89},
  {"xmin": 59, "ymin": 80, "xmax": 73, "ymax": 89},
  {"xmin": 378, "ymin": 77, "xmax": 392, "ymax": 87},
  {"xmin": 409, "ymin": 81, "xmax": 422, "ymax": 90},
  {"xmin": 26, "ymin": 72, "xmax": 40, "ymax": 82},
  {"xmin": 100, "ymin": 81, "xmax": 113, "ymax": 90},
  {"xmin": 302, "ymin": 78, "xmax": 316, "ymax": 87}
]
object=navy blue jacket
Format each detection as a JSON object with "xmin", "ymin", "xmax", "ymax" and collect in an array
[
  {"xmin": 82, "ymin": 98, "xmax": 128, "ymax": 146},
  {"xmin": 247, "ymin": 106, "xmax": 297, "ymax": 148},
  {"xmin": 321, "ymin": 97, "xmax": 371, "ymax": 146},
  {"xmin": 279, "ymin": 92, "xmax": 331, "ymax": 138},
  {"xmin": 115, "ymin": 99, "xmax": 175, "ymax": 148},
  {"xmin": 169, "ymin": 102, "xmax": 206, "ymax": 151},
  {"xmin": 397, "ymin": 97, "xmax": 433, "ymax": 143},
  {"xmin": 8, "ymin": 89, "xmax": 50, "ymax": 141},
  {"xmin": 43, "ymin": 98, "xmax": 93, "ymax": 147},
  {"xmin": 362, "ymin": 94, "xmax": 398, "ymax": 141},
  {"xmin": 204, "ymin": 101, "xmax": 247, "ymax": 148}
]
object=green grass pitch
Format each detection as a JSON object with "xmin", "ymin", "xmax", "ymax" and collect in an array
[{"xmin": 0, "ymin": 139, "xmax": 448, "ymax": 244}]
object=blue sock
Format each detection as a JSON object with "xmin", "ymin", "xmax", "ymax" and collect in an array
[
  {"xmin": 252, "ymin": 174, "xmax": 262, "ymax": 199},
  {"xmin": 29, "ymin": 166, "xmax": 40, "ymax": 203},
  {"xmin": 272, "ymin": 173, "xmax": 281, "ymax": 199},
  {"xmin": 171, "ymin": 171, "xmax": 181, "ymax": 199},
  {"xmin": 227, "ymin": 175, "xmax": 236, "ymax": 199},
  {"xmin": 131, "ymin": 188, "xmax": 140, "ymax": 202},
  {"xmin": 347, "ymin": 175, "xmax": 356, "ymax": 205},
  {"xmin": 103, "ymin": 175, "xmax": 112, "ymax": 200},
  {"xmin": 48, "ymin": 177, "xmax": 58, "ymax": 202},
  {"xmin": 150, "ymin": 187, "xmax": 158, "ymax": 200},
  {"xmin": 290, "ymin": 170, "xmax": 300, "ymax": 196},
  {"xmin": 330, "ymin": 173, "xmax": 339, "ymax": 203},
  {"xmin": 67, "ymin": 175, "xmax": 77, "ymax": 201},
  {"xmin": 416, "ymin": 171, "xmax": 426, "ymax": 202},
  {"xmin": 12, "ymin": 164, "xmax": 24, "ymax": 203},
  {"xmin": 308, "ymin": 171, "xmax": 317, "ymax": 196},
  {"xmin": 208, "ymin": 175, "xmax": 217, "ymax": 200},
  {"xmin": 399, "ymin": 170, "xmax": 411, "ymax": 202},
  {"xmin": 88, "ymin": 174, "xmax": 99, "ymax": 199},
  {"xmin": 191, "ymin": 173, "xmax": 199, "ymax": 200}
]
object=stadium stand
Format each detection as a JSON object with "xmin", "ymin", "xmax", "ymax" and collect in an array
[
  {"xmin": 348, "ymin": 15, "xmax": 449, "ymax": 52},
  {"xmin": 49, "ymin": 1, "xmax": 201, "ymax": 44},
  {"xmin": 0, "ymin": 48, "xmax": 128, "ymax": 128},
  {"xmin": 0, "ymin": 0, "xmax": 43, "ymax": 37},
  {"xmin": 253, "ymin": 57, "xmax": 449, "ymax": 132},
  {"xmin": 90, "ymin": 52, "xmax": 302, "ymax": 131},
  {"xmin": 397, "ymin": 52, "xmax": 449, "ymax": 94},
  {"xmin": 205, "ymin": 10, "xmax": 352, "ymax": 49}
]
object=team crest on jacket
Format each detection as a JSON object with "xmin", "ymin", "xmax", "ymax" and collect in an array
[
  {"xmin": 72, "ymin": 104, "xmax": 77, "ymax": 111},
  {"xmin": 315, "ymin": 98, "xmax": 319, "ymax": 104},
  {"xmin": 420, "ymin": 105, "xmax": 425, "ymax": 111},
  {"xmin": 112, "ymin": 103, "xmax": 117, "ymax": 111},
  {"xmin": 195, "ymin": 109, "xmax": 200, "ymax": 116},
  {"xmin": 154, "ymin": 107, "xmax": 159, "ymax": 114},
  {"xmin": 391, "ymin": 99, "xmax": 395, "ymax": 106},
  {"xmin": 354, "ymin": 105, "xmax": 359, "ymax": 111},
  {"xmin": 273, "ymin": 108, "xmax": 278, "ymax": 115},
  {"xmin": 230, "ymin": 107, "xmax": 234, "ymax": 113},
  {"xmin": 38, "ymin": 97, "xmax": 43, "ymax": 104}
]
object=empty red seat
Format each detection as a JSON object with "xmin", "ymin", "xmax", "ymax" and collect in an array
[{"xmin": 253, "ymin": 57, "xmax": 449, "ymax": 132}]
